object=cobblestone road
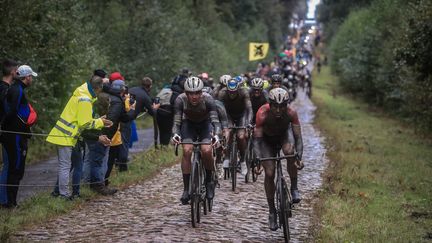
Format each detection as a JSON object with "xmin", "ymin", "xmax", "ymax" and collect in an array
[{"xmin": 14, "ymin": 90, "xmax": 328, "ymax": 242}]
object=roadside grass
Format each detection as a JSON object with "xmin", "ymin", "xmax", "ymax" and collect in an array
[
  {"xmin": 312, "ymin": 66, "xmax": 432, "ymax": 242},
  {"xmin": 0, "ymin": 145, "xmax": 177, "ymax": 241}
]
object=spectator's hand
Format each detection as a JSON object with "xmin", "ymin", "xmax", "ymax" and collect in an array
[
  {"xmin": 152, "ymin": 103, "xmax": 161, "ymax": 110},
  {"xmin": 295, "ymin": 160, "xmax": 304, "ymax": 170},
  {"xmin": 100, "ymin": 116, "xmax": 113, "ymax": 127},
  {"xmin": 171, "ymin": 133, "xmax": 181, "ymax": 145},
  {"xmin": 211, "ymin": 135, "xmax": 220, "ymax": 147},
  {"xmin": 129, "ymin": 101, "xmax": 136, "ymax": 111},
  {"xmin": 98, "ymin": 135, "xmax": 111, "ymax": 146}
]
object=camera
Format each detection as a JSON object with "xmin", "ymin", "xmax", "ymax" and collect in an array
[
  {"xmin": 154, "ymin": 97, "xmax": 160, "ymax": 104},
  {"xmin": 129, "ymin": 94, "xmax": 136, "ymax": 105}
]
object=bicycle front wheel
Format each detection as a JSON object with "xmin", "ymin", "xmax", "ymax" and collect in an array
[
  {"xmin": 190, "ymin": 162, "xmax": 200, "ymax": 227},
  {"xmin": 279, "ymin": 178, "xmax": 291, "ymax": 242},
  {"xmin": 230, "ymin": 141, "xmax": 238, "ymax": 191}
]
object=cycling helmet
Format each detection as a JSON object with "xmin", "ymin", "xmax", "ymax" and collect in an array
[
  {"xmin": 271, "ymin": 74, "xmax": 283, "ymax": 83},
  {"xmin": 219, "ymin": 74, "xmax": 232, "ymax": 86},
  {"xmin": 250, "ymin": 78, "xmax": 264, "ymax": 89},
  {"xmin": 269, "ymin": 88, "xmax": 289, "ymax": 104},
  {"xmin": 227, "ymin": 78, "xmax": 240, "ymax": 92},
  {"xmin": 184, "ymin": 76, "xmax": 204, "ymax": 92}
]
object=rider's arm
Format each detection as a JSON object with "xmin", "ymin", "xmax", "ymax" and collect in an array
[
  {"xmin": 253, "ymin": 104, "xmax": 267, "ymax": 158},
  {"xmin": 215, "ymin": 101, "xmax": 229, "ymax": 131},
  {"xmin": 172, "ymin": 95, "xmax": 183, "ymax": 136},
  {"xmin": 243, "ymin": 89, "xmax": 253, "ymax": 124},
  {"xmin": 288, "ymin": 108, "xmax": 303, "ymax": 160},
  {"xmin": 206, "ymin": 95, "xmax": 221, "ymax": 136}
]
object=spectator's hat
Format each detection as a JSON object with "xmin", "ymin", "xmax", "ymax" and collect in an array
[
  {"xmin": 94, "ymin": 69, "xmax": 107, "ymax": 78},
  {"xmin": 111, "ymin": 79, "xmax": 126, "ymax": 92},
  {"xmin": 109, "ymin": 72, "xmax": 124, "ymax": 82},
  {"xmin": 17, "ymin": 65, "xmax": 38, "ymax": 78}
]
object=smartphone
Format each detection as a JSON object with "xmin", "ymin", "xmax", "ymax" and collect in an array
[
  {"xmin": 129, "ymin": 94, "xmax": 136, "ymax": 105},
  {"xmin": 154, "ymin": 97, "xmax": 160, "ymax": 104}
]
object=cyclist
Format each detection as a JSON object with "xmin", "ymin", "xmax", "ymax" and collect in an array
[
  {"xmin": 171, "ymin": 77, "xmax": 221, "ymax": 204},
  {"xmin": 212, "ymin": 74, "xmax": 231, "ymax": 98},
  {"xmin": 254, "ymin": 88, "xmax": 304, "ymax": 231},
  {"xmin": 203, "ymin": 86, "xmax": 229, "ymax": 179},
  {"xmin": 216, "ymin": 78, "xmax": 252, "ymax": 176},
  {"xmin": 267, "ymin": 74, "xmax": 289, "ymax": 93},
  {"xmin": 249, "ymin": 77, "xmax": 269, "ymax": 123}
]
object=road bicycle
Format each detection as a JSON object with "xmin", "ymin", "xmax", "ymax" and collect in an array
[
  {"xmin": 244, "ymin": 125, "xmax": 257, "ymax": 183},
  {"xmin": 224, "ymin": 126, "xmax": 246, "ymax": 191},
  {"xmin": 257, "ymin": 151, "xmax": 298, "ymax": 242},
  {"xmin": 175, "ymin": 141, "xmax": 213, "ymax": 228}
]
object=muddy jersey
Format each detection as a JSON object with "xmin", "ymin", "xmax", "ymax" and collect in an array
[
  {"xmin": 249, "ymin": 89, "xmax": 269, "ymax": 121},
  {"xmin": 217, "ymin": 87, "xmax": 252, "ymax": 122},
  {"xmin": 215, "ymin": 100, "xmax": 228, "ymax": 129},
  {"xmin": 254, "ymin": 103, "xmax": 303, "ymax": 159},
  {"xmin": 172, "ymin": 92, "xmax": 221, "ymax": 135}
]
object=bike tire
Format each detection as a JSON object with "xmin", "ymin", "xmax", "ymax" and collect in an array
[
  {"xmin": 280, "ymin": 178, "xmax": 291, "ymax": 242},
  {"xmin": 230, "ymin": 141, "xmax": 238, "ymax": 191},
  {"xmin": 190, "ymin": 162, "xmax": 200, "ymax": 227},
  {"xmin": 244, "ymin": 138, "xmax": 253, "ymax": 183},
  {"xmin": 252, "ymin": 154, "xmax": 258, "ymax": 182}
]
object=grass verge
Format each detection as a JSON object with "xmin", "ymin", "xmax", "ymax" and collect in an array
[
  {"xmin": 0, "ymin": 145, "xmax": 177, "ymax": 241},
  {"xmin": 312, "ymin": 66, "xmax": 432, "ymax": 242}
]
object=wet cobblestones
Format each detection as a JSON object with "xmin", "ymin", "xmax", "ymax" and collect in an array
[{"xmin": 14, "ymin": 90, "xmax": 328, "ymax": 242}]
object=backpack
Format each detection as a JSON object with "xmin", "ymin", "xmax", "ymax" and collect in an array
[{"xmin": 156, "ymin": 87, "xmax": 173, "ymax": 107}]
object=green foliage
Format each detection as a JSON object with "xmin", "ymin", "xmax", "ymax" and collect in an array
[
  {"xmin": 0, "ymin": 0, "xmax": 302, "ymax": 161},
  {"xmin": 313, "ymin": 67, "xmax": 432, "ymax": 242},
  {"xmin": 328, "ymin": 0, "xmax": 432, "ymax": 131}
]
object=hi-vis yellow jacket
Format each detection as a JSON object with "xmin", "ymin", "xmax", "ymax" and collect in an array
[{"xmin": 46, "ymin": 82, "xmax": 104, "ymax": 146}]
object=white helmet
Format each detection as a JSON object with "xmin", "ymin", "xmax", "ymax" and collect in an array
[
  {"xmin": 184, "ymin": 76, "xmax": 204, "ymax": 92},
  {"xmin": 219, "ymin": 74, "xmax": 231, "ymax": 86},
  {"xmin": 250, "ymin": 78, "xmax": 264, "ymax": 89},
  {"xmin": 269, "ymin": 88, "xmax": 289, "ymax": 104}
]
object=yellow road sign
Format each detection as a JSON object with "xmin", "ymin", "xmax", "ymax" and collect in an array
[{"xmin": 249, "ymin": 42, "xmax": 269, "ymax": 61}]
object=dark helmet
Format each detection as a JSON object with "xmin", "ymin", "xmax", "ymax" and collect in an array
[{"xmin": 271, "ymin": 74, "xmax": 283, "ymax": 83}]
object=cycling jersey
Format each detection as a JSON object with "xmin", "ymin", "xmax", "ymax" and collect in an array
[
  {"xmin": 172, "ymin": 92, "xmax": 221, "ymax": 139},
  {"xmin": 216, "ymin": 87, "xmax": 252, "ymax": 125},
  {"xmin": 249, "ymin": 89, "xmax": 269, "ymax": 122},
  {"xmin": 254, "ymin": 103, "xmax": 303, "ymax": 159}
]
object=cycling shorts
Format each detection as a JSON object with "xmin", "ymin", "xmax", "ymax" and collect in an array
[{"xmin": 180, "ymin": 119, "xmax": 212, "ymax": 143}]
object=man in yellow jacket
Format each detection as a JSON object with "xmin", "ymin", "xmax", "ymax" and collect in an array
[{"xmin": 47, "ymin": 75, "xmax": 112, "ymax": 198}]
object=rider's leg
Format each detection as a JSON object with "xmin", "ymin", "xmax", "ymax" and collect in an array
[
  {"xmin": 282, "ymin": 142, "xmax": 301, "ymax": 203},
  {"xmin": 262, "ymin": 160, "xmax": 276, "ymax": 212},
  {"xmin": 237, "ymin": 128, "xmax": 248, "ymax": 161},
  {"xmin": 181, "ymin": 144, "xmax": 193, "ymax": 191}
]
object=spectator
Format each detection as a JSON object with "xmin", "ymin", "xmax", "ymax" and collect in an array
[
  {"xmin": 88, "ymin": 78, "xmax": 135, "ymax": 195},
  {"xmin": 0, "ymin": 65, "xmax": 38, "ymax": 208},
  {"xmin": 46, "ymin": 75, "xmax": 112, "ymax": 199},
  {"xmin": 128, "ymin": 76, "xmax": 160, "ymax": 150},
  {"xmin": 0, "ymin": 59, "xmax": 18, "ymax": 126},
  {"xmin": 155, "ymin": 83, "xmax": 174, "ymax": 145}
]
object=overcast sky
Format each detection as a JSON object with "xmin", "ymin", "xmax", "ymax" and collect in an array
[{"xmin": 307, "ymin": 0, "xmax": 321, "ymax": 19}]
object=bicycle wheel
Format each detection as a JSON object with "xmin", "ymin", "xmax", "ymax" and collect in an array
[
  {"xmin": 230, "ymin": 140, "xmax": 238, "ymax": 191},
  {"xmin": 190, "ymin": 162, "xmax": 200, "ymax": 227},
  {"xmin": 251, "ymin": 154, "xmax": 258, "ymax": 182},
  {"xmin": 244, "ymin": 138, "xmax": 253, "ymax": 183},
  {"xmin": 279, "ymin": 178, "xmax": 291, "ymax": 242}
]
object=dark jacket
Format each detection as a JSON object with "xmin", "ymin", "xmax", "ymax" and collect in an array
[
  {"xmin": 0, "ymin": 80, "xmax": 11, "ymax": 125},
  {"xmin": 129, "ymin": 86, "xmax": 155, "ymax": 117},
  {"xmin": 102, "ymin": 88, "xmax": 135, "ymax": 139},
  {"xmin": 2, "ymin": 79, "xmax": 31, "ymax": 137}
]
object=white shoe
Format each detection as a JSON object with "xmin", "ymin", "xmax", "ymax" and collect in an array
[
  {"xmin": 223, "ymin": 159, "xmax": 229, "ymax": 168},
  {"xmin": 216, "ymin": 164, "xmax": 223, "ymax": 179},
  {"xmin": 240, "ymin": 161, "xmax": 248, "ymax": 176}
]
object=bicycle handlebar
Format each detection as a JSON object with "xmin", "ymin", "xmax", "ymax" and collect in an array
[
  {"xmin": 174, "ymin": 141, "xmax": 212, "ymax": 156},
  {"xmin": 257, "ymin": 153, "xmax": 299, "ymax": 162}
]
